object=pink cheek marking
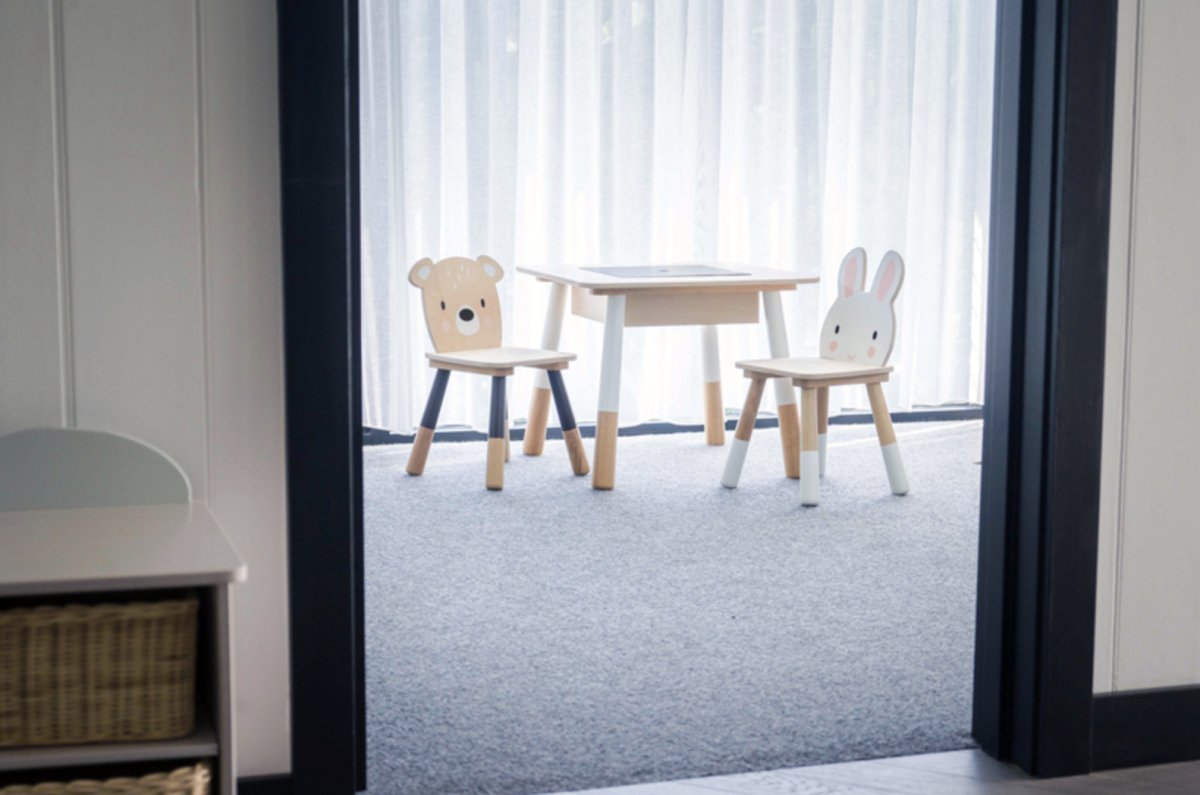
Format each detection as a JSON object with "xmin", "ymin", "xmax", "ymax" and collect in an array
[
  {"xmin": 867, "ymin": 346, "xmax": 877, "ymax": 359},
  {"xmin": 440, "ymin": 320, "xmax": 451, "ymax": 333},
  {"xmin": 482, "ymin": 316, "xmax": 494, "ymax": 329},
  {"xmin": 828, "ymin": 340, "xmax": 838, "ymax": 353}
]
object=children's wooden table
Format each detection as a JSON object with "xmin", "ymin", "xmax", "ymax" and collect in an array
[{"xmin": 516, "ymin": 264, "xmax": 818, "ymax": 489}]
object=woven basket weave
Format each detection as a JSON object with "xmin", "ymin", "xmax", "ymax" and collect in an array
[
  {"xmin": 0, "ymin": 762, "xmax": 209, "ymax": 794},
  {"xmin": 0, "ymin": 599, "xmax": 198, "ymax": 747}
]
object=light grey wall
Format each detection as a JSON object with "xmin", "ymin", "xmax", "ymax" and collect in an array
[
  {"xmin": 1097, "ymin": 0, "xmax": 1200, "ymax": 693},
  {"xmin": 0, "ymin": 0, "xmax": 290, "ymax": 776}
]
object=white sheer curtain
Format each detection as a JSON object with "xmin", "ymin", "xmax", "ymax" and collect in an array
[{"xmin": 360, "ymin": 0, "xmax": 995, "ymax": 434}]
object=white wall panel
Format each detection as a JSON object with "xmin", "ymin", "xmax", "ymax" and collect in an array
[
  {"xmin": 1098, "ymin": 0, "xmax": 1200, "ymax": 692},
  {"xmin": 0, "ymin": 2, "xmax": 67, "ymax": 434},
  {"xmin": 198, "ymin": 0, "xmax": 290, "ymax": 775},
  {"xmin": 60, "ymin": 0, "xmax": 209, "ymax": 500},
  {"xmin": 0, "ymin": 0, "xmax": 290, "ymax": 776}
]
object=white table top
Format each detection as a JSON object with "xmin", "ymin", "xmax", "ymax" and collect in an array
[
  {"xmin": 517, "ymin": 263, "xmax": 818, "ymax": 292},
  {"xmin": 0, "ymin": 503, "xmax": 246, "ymax": 597}
]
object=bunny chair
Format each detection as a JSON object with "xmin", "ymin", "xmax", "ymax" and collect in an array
[
  {"xmin": 405, "ymin": 255, "xmax": 589, "ymax": 490},
  {"xmin": 721, "ymin": 248, "xmax": 909, "ymax": 506}
]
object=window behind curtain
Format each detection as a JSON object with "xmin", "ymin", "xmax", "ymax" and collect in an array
[{"xmin": 360, "ymin": 0, "xmax": 996, "ymax": 434}]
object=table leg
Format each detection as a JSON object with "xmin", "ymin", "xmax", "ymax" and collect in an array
[
  {"xmin": 762, "ymin": 291, "xmax": 800, "ymax": 478},
  {"xmin": 593, "ymin": 295, "xmax": 626, "ymax": 490},
  {"xmin": 524, "ymin": 281, "xmax": 568, "ymax": 456},
  {"xmin": 701, "ymin": 325, "xmax": 725, "ymax": 445}
]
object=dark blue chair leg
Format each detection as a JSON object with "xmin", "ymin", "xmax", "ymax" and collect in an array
[
  {"xmin": 547, "ymin": 370, "xmax": 589, "ymax": 476},
  {"xmin": 486, "ymin": 375, "xmax": 506, "ymax": 490},
  {"xmin": 406, "ymin": 369, "xmax": 450, "ymax": 476}
]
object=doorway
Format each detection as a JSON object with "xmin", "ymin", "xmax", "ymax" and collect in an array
[{"xmin": 272, "ymin": 1, "xmax": 1121, "ymax": 792}]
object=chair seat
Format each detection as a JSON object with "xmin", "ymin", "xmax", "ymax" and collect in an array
[
  {"xmin": 427, "ymin": 346, "xmax": 576, "ymax": 376},
  {"xmin": 736, "ymin": 356, "xmax": 892, "ymax": 386}
]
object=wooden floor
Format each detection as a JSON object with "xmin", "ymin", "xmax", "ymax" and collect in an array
[{"xmin": 565, "ymin": 750, "xmax": 1200, "ymax": 794}]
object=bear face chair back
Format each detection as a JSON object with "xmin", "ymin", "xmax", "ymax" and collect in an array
[
  {"xmin": 405, "ymin": 255, "xmax": 589, "ymax": 490},
  {"xmin": 722, "ymin": 248, "xmax": 909, "ymax": 506}
]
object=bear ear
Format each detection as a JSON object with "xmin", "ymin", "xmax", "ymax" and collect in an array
[
  {"xmin": 871, "ymin": 250, "xmax": 905, "ymax": 304},
  {"xmin": 477, "ymin": 254, "xmax": 505, "ymax": 283},
  {"xmin": 408, "ymin": 257, "xmax": 435, "ymax": 288},
  {"xmin": 837, "ymin": 247, "xmax": 868, "ymax": 298}
]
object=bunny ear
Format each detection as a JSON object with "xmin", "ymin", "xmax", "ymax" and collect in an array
[
  {"xmin": 871, "ymin": 250, "xmax": 905, "ymax": 304},
  {"xmin": 837, "ymin": 247, "xmax": 868, "ymax": 298}
]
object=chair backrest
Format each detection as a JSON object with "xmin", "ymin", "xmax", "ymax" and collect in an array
[
  {"xmin": 0, "ymin": 427, "xmax": 191, "ymax": 511},
  {"xmin": 408, "ymin": 255, "xmax": 505, "ymax": 353},
  {"xmin": 818, "ymin": 248, "xmax": 905, "ymax": 367}
]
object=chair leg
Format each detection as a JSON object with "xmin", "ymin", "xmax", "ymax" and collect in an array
[
  {"xmin": 547, "ymin": 369, "xmax": 589, "ymax": 476},
  {"xmin": 701, "ymin": 325, "xmax": 725, "ymax": 446},
  {"xmin": 504, "ymin": 402, "xmax": 511, "ymax": 463},
  {"xmin": 722, "ymin": 377, "xmax": 766, "ymax": 488},
  {"xmin": 866, "ymin": 382, "xmax": 909, "ymax": 496},
  {"xmin": 800, "ymin": 387, "xmax": 820, "ymax": 506},
  {"xmin": 486, "ymin": 376, "xmax": 507, "ymax": 490},
  {"xmin": 817, "ymin": 386, "xmax": 829, "ymax": 478},
  {"xmin": 406, "ymin": 369, "xmax": 450, "ymax": 476}
]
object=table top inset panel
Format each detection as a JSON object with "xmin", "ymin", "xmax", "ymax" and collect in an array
[
  {"xmin": 517, "ymin": 263, "xmax": 818, "ymax": 292},
  {"xmin": 0, "ymin": 504, "xmax": 246, "ymax": 597}
]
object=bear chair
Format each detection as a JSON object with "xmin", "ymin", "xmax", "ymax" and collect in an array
[
  {"xmin": 721, "ymin": 248, "xmax": 910, "ymax": 506},
  {"xmin": 405, "ymin": 255, "xmax": 589, "ymax": 490}
]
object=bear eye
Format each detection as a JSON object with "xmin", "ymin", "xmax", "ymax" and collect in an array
[
  {"xmin": 480, "ymin": 298, "xmax": 486, "ymax": 308},
  {"xmin": 440, "ymin": 300, "xmax": 446, "ymax": 310},
  {"xmin": 834, "ymin": 324, "xmax": 840, "ymax": 334},
  {"xmin": 872, "ymin": 330, "xmax": 878, "ymax": 340}
]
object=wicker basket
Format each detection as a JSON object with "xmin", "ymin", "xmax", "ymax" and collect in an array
[
  {"xmin": 0, "ymin": 598, "xmax": 198, "ymax": 747},
  {"xmin": 0, "ymin": 762, "xmax": 209, "ymax": 795}
]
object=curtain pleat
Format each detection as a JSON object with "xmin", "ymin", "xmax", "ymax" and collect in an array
[{"xmin": 361, "ymin": 0, "xmax": 997, "ymax": 433}]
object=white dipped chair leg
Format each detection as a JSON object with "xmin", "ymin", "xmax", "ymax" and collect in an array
[
  {"xmin": 800, "ymin": 387, "xmax": 820, "ymax": 506},
  {"xmin": 722, "ymin": 377, "xmax": 766, "ymax": 488},
  {"xmin": 867, "ymin": 382, "xmax": 908, "ymax": 496},
  {"xmin": 817, "ymin": 387, "xmax": 829, "ymax": 478}
]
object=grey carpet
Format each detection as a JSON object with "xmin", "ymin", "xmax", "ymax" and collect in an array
[{"xmin": 365, "ymin": 420, "xmax": 983, "ymax": 795}]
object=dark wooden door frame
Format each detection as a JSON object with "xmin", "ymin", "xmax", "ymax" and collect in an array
[
  {"xmin": 973, "ymin": 0, "xmax": 1118, "ymax": 777},
  {"xmin": 265, "ymin": 1, "xmax": 1196, "ymax": 792}
]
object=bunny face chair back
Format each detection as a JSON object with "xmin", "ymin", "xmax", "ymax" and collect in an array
[
  {"xmin": 404, "ymin": 254, "xmax": 589, "ymax": 490},
  {"xmin": 723, "ymin": 248, "xmax": 909, "ymax": 506},
  {"xmin": 819, "ymin": 248, "xmax": 904, "ymax": 368}
]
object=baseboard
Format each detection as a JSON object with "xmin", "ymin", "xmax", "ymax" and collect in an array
[
  {"xmin": 363, "ymin": 405, "xmax": 984, "ymax": 446},
  {"xmin": 238, "ymin": 773, "xmax": 294, "ymax": 795},
  {"xmin": 1092, "ymin": 685, "xmax": 1200, "ymax": 770}
]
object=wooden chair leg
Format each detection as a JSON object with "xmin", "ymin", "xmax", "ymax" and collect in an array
[
  {"xmin": 722, "ymin": 377, "xmax": 766, "ymax": 488},
  {"xmin": 817, "ymin": 386, "xmax": 829, "ymax": 478},
  {"xmin": 486, "ymin": 376, "xmax": 506, "ymax": 490},
  {"xmin": 778, "ymin": 398, "xmax": 801, "ymax": 479},
  {"xmin": 866, "ymin": 382, "xmax": 909, "ymax": 496},
  {"xmin": 406, "ymin": 369, "xmax": 450, "ymax": 476},
  {"xmin": 800, "ymin": 387, "xmax": 820, "ymax": 506},
  {"xmin": 547, "ymin": 370, "xmax": 589, "ymax": 476},
  {"xmin": 504, "ymin": 403, "xmax": 511, "ymax": 463}
]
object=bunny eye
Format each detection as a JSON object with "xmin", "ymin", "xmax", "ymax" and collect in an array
[
  {"xmin": 872, "ymin": 330, "xmax": 878, "ymax": 340},
  {"xmin": 481, "ymin": 298, "xmax": 486, "ymax": 308},
  {"xmin": 440, "ymin": 300, "xmax": 446, "ymax": 310},
  {"xmin": 834, "ymin": 324, "xmax": 840, "ymax": 334}
]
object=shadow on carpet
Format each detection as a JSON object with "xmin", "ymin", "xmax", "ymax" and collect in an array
[{"xmin": 365, "ymin": 421, "xmax": 982, "ymax": 795}]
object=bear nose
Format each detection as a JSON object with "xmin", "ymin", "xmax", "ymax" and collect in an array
[{"xmin": 459, "ymin": 307, "xmax": 475, "ymax": 322}]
